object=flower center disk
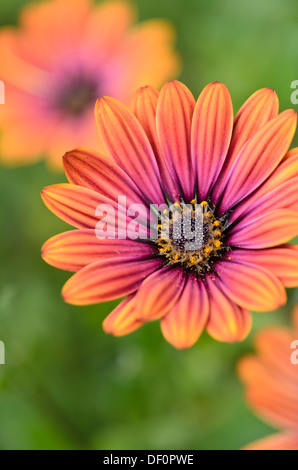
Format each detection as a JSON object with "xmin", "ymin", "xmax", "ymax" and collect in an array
[
  {"xmin": 156, "ymin": 200, "xmax": 225, "ymax": 276},
  {"xmin": 57, "ymin": 76, "xmax": 98, "ymax": 116}
]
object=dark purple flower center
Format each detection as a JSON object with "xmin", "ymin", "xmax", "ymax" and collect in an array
[{"xmin": 56, "ymin": 76, "xmax": 98, "ymax": 116}]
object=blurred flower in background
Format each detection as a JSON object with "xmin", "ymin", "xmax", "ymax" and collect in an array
[
  {"xmin": 41, "ymin": 80, "xmax": 298, "ymax": 349},
  {"xmin": 238, "ymin": 305, "xmax": 298, "ymax": 450},
  {"xmin": 0, "ymin": 0, "xmax": 180, "ymax": 169}
]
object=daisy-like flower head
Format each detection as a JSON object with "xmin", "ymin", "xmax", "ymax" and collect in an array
[
  {"xmin": 0, "ymin": 0, "xmax": 179, "ymax": 169},
  {"xmin": 238, "ymin": 305, "xmax": 298, "ymax": 450},
  {"xmin": 42, "ymin": 80, "xmax": 298, "ymax": 349}
]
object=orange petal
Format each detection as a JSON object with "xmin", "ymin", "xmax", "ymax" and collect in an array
[
  {"xmin": 103, "ymin": 294, "xmax": 143, "ymax": 337},
  {"xmin": 206, "ymin": 278, "xmax": 252, "ymax": 342},
  {"xmin": 255, "ymin": 328, "xmax": 297, "ymax": 383},
  {"xmin": 239, "ymin": 329, "xmax": 297, "ymax": 384},
  {"xmin": 130, "ymin": 86, "xmax": 159, "ymax": 153},
  {"xmin": 42, "ymin": 229, "xmax": 155, "ymax": 272},
  {"xmin": 156, "ymin": 80, "xmax": 196, "ymax": 201},
  {"xmin": 292, "ymin": 304, "xmax": 298, "ymax": 332},
  {"xmin": 161, "ymin": 276, "xmax": 209, "ymax": 349},
  {"xmin": 230, "ymin": 148, "xmax": 298, "ymax": 222},
  {"xmin": 41, "ymin": 183, "xmax": 110, "ymax": 229},
  {"xmin": 229, "ymin": 209, "xmax": 298, "ymax": 249},
  {"xmin": 230, "ymin": 88, "xmax": 279, "ymax": 163},
  {"xmin": 243, "ymin": 432, "xmax": 298, "ymax": 450},
  {"xmin": 117, "ymin": 19, "xmax": 181, "ymax": 99},
  {"xmin": 231, "ymin": 175, "xmax": 298, "ymax": 223},
  {"xmin": 95, "ymin": 96, "xmax": 164, "ymax": 204},
  {"xmin": 238, "ymin": 327, "xmax": 298, "ymax": 430},
  {"xmin": 62, "ymin": 257, "xmax": 162, "ymax": 305},
  {"xmin": 215, "ymin": 257, "xmax": 286, "ymax": 311},
  {"xmin": 21, "ymin": 0, "xmax": 90, "ymax": 47},
  {"xmin": 233, "ymin": 246, "xmax": 298, "ymax": 288},
  {"xmin": 41, "ymin": 183, "xmax": 148, "ymax": 236},
  {"xmin": 83, "ymin": 0, "xmax": 136, "ymax": 55},
  {"xmin": 63, "ymin": 148, "xmax": 146, "ymax": 207},
  {"xmin": 245, "ymin": 379, "xmax": 298, "ymax": 431},
  {"xmin": 191, "ymin": 82, "xmax": 233, "ymax": 200},
  {"xmin": 220, "ymin": 110, "xmax": 297, "ymax": 212},
  {"xmin": 0, "ymin": 29, "xmax": 50, "ymax": 92},
  {"xmin": 213, "ymin": 88, "xmax": 279, "ymax": 202},
  {"xmin": 135, "ymin": 267, "xmax": 185, "ymax": 321},
  {"xmin": 131, "ymin": 85, "xmax": 180, "ymax": 202}
]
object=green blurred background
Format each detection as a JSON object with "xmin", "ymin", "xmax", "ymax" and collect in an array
[{"xmin": 1, "ymin": 0, "xmax": 298, "ymax": 450}]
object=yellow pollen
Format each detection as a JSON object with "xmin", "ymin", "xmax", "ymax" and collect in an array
[
  {"xmin": 214, "ymin": 240, "xmax": 221, "ymax": 247},
  {"xmin": 214, "ymin": 220, "xmax": 220, "ymax": 226},
  {"xmin": 200, "ymin": 201, "xmax": 208, "ymax": 206}
]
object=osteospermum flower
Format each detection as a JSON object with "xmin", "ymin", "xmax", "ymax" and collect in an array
[
  {"xmin": 0, "ymin": 0, "xmax": 179, "ymax": 169},
  {"xmin": 41, "ymin": 80, "xmax": 298, "ymax": 349},
  {"xmin": 238, "ymin": 306, "xmax": 298, "ymax": 450}
]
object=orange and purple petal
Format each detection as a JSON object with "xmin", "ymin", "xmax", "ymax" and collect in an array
[
  {"xmin": 135, "ymin": 267, "xmax": 185, "ymax": 321},
  {"xmin": 42, "ymin": 229, "xmax": 155, "ymax": 272},
  {"xmin": 213, "ymin": 88, "xmax": 279, "ymax": 201},
  {"xmin": 215, "ymin": 257, "xmax": 286, "ymax": 311},
  {"xmin": 95, "ymin": 96, "xmax": 164, "ymax": 204},
  {"xmin": 156, "ymin": 80, "xmax": 196, "ymax": 201},
  {"xmin": 220, "ymin": 110, "xmax": 297, "ymax": 212},
  {"xmin": 161, "ymin": 275, "xmax": 209, "ymax": 349},
  {"xmin": 62, "ymin": 256, "xmax": 162, "ymax": 305},
  {"xmin": 103, "ymin": 294, "xmax": 143, "ymax": 337},
  {"xmin": 191, "ymin": 82, "xmax": 233, "ymax": 200},
  {"xmin": 206, "ymin": 279, "xmax": 252, "ymax": 342}
]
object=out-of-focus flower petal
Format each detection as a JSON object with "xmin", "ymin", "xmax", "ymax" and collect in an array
[
  {"xmin": 117, "ymin": 19, "xmax": 181, "ymax": 100},
  {"xmin": 293, "ymin": 304, "xmax": 298, "ymax": 332},
  {"xmin": 243, "ymin": 432, "xmax": 298, "ymax": 450},
  {"xmin": 83, "ymin": 0, "xmax": 136, "ymax": 56},
  {"xmin": 238, "ymin": 308, "xmax": 298, "ymax": 439}
]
